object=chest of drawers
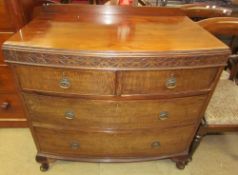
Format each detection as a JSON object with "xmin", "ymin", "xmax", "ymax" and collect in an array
[{"xmin": 3, "ymin": 5, "xmax": 230, "ymax": 171}]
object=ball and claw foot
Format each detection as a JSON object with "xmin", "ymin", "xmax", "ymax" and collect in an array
[{"xmin": 40, "ymin": 163, "xmax": 49, "ymax": 172}]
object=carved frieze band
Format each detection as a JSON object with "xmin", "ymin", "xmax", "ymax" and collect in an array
[{"xmin": 3, "ymin": 49, "xmax": 228, "ymax": 69}]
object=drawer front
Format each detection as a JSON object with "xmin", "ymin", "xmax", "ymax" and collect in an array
[
  {"xmin": 120, "ymin": 68, "xmax": 218, "ymax": 95},
  {"xmin": 0, "ymin": 66, "xmax": 17, "ymax": 93},
  {"xmin": 35, "ymin": 125, "xmax": 195, "ymax": 157},
  {"xmin": 24, "ymin": 93, "xmax": 206, "ymax": 130},
  {"xmin": 0, "ymin": 93, "xmax": 25, "ymax": 119},
  {"xmin": 16, "ymin": 65, "xmax": 115, "ymax": 96},
  {"xmin": 0, "ymin": 32, "xmax": 13, "ymax": 63},
  {"xmin": 0, "ymin": 1, "xmax": 13, "ymax": 30}
]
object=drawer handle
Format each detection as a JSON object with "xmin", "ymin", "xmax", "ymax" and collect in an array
[
  {"xmin": 65, "ymin": 111, "xmax": 75, "ymax": 120},
  {"xmin": 159, "ymin": 111, "xmax": 169, "ymax": 120},
  {"xmin": 151, "ymin": 141, "xmax": 160, "ymax": 149},
  {"xmin": 1, "ymin": 102, "xmax": 10, "ymax": 110},
  {"xmin": 70, "ymin": 142, "xmax": 80, "ymax": 150},
  {"xmin": 166, "ymin": 77, "xmax": 176, "ymax": 89},
  {"xmin": 59, "ymin": 77, "xmax": 71, "ymax": 89}
]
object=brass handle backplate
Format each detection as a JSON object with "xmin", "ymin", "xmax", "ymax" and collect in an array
[
  {"xmin": 70, "ymin": 142, "xmax": 80, "ymax": 150},
  {"xmin": 1, "ymin": 102, "xmax": 10, "ymax": 110},
  {"xmin": 159, "ymin": 111, "xmax": 169, "ymax": 120},
  {"xmin": 65, "ymin": 111, "xmax": 75, "ymax": 120},
  {"xmin": 166, "ymin": 77, "xmax": 176, "ymax": 89},
  {"xmin": 151, "ymin": 141, "xmax": 160, "ymax": 149},
  {"xmin": 59, "ymin": 77, "xmax": 71, "ymax": 89}
]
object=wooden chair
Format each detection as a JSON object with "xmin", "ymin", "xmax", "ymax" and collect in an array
[
  {"xmin": 189, "ymin": 17, "xmax": 238, "ymax": 159},
  {"xmin": 180, "ymin": 3, "xmax": 232, "ymax": 21}
]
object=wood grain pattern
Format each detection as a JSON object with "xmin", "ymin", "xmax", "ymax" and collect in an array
[
  {"xmin": 0, "ymin": 65, "xmax": 18, "ymax": 93},
  {"xmin": 3, "ymin": 5, "xmax": 231, "ymax": 168},
  {"xmin": 3, "ymin": 6, "xmax": 228, "ymax": 54},
  {"xmin": 24, "ymin": 93, "xmax": 207, "ymax": 130},
  {"xmin": 120, "ymin": 68, "xmax": 218, "ymax": 95},
  {"xmin": 15, "ymin": 65, "xmax": 116, "ymax": 96},
  {"xmin": 35, "ymin": 125, "xmax": 195, "ymax": 158},
  {"xmin": 0, "ymin": 32, "xmax": 13, "ymax": 64}
]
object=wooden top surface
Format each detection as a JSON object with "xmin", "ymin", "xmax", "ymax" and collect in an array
[{"xmin": 3, "ymin": 5, "xmax": 228, "ymax": 56}]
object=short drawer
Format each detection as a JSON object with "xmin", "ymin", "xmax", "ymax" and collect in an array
[
  {"xmin": 15, "ymin": 65, "xmax": 115, "ymax": 96},
  {"xmin": 0, "ymin": 32, "xmax": 13, "ymax": 63},
  {"xmin": 0, "ymin": 93, "xmax": 25, "ymax": 119},
  {"xmin": 120, "ymin": 68, "xmax": 218, "ymax": 95},
  {"xmin": 0, "ymin": 66, "xmax": 17, "ymax": 93},
  {"xmin": 24, "ymin": 93, "xmax": 206, "ymax": 130},
  {"xmin": 35, "ymin": 125, "xmax": 195, "ymax": 158}
]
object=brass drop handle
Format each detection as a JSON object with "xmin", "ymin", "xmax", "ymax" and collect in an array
[
  {"xmin": 70, "ymin": 142, "xmax": 80, "ymax": 150},
  {"xmin": 1, "ymin": 102, "xmax": 10, "ymax": 110},
  {"xmin": 64, "ymin": 111, "xmax": 75, "ymax": 120},
  {"xmin": 59, "ymin": 77, "xmax": 71, "ymax": 89},
  {"xmin": 159, "ymin": 111, "xmax": 169, "ymax": 120},
  {"xmin": 166, "ymin": 77, "xmax": 176, "ymax": 89},
  {"xmin": 151, "ymin": 141, "xmax": 160, "ymax": 149}
]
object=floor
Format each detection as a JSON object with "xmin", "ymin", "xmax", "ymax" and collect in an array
[{"xmin": 0, "ymin": 128, "xmax": 237, "ymax": 175}]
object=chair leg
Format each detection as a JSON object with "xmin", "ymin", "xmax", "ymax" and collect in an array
[
  {"xmin": 189, "ymin": 122, "xmax": 208, "ymax": 160},
  {"xmin": 229, "ymin": 61, "xmax": 238, "ymax": 81}
]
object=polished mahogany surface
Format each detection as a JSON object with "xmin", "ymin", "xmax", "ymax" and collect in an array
[
  {"xmin": 5, "ymin": 5, "xmax": 227, "ymax": 54},
  {"xmin": 3, "ymin": 5, "xmax": 230, "ymax": 170}
]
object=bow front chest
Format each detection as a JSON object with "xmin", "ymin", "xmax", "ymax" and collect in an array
[{"xmin": 2, "ymin": 5, "xmax": 230, "ymax": 171}]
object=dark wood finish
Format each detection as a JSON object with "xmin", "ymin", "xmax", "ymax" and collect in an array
[
  {"xmin": 171, "ymin": 155, "xmax": 191, "ymax": 170},
  {"xmin": 36, "ymin": 155, "xmax": 49, "ymax": 172},
  {"xmin": 3, "ymin": 5, "xmax": 230, "ymax": 170}
]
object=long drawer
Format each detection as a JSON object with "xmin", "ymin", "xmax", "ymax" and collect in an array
[
  {"xmin": 15, "ymin": 65, "xmax": 116, "ymax": 96},
  {"xmin": 24, "ymin": 93, "xmax": 206, "ymax": 130},
  {"xmin": 0, "ymin": 93, "xmax": 25, "ymax": 119},
  {"xmin": 120, "ymin": 68, "xmax": 218, "ymax": 95},
  {"xmin": 0, "ymin": 66, "xmax": 17, "ymax": 93},
  {"xmin": 35, "ymin": 125, "xmax": 195, "ymax": 158}
]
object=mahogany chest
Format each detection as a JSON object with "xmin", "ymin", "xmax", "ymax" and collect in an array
[{"xmin": 3, "ymin": 5, "xmax": 230, "ymax": 171}]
